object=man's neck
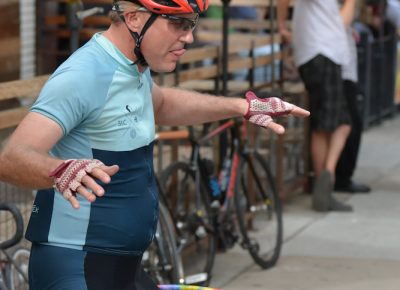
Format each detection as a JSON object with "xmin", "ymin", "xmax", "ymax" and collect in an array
[{"xmin": 102, "ymin": 25, "xmax": 146, "ymax": 72}]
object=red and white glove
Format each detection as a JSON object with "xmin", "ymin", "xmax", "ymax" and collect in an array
[
  {"xmin": 49, "ymin": 159, "xmax": 105, "ymax": 200},
  {"xmin": 243, "ymin": 91, "xmax": 294, "ymax": 128}
]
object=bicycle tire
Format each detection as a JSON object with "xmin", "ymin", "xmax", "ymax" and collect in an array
[
  {"xmin": 159, "ymin": 161, "xmax": 216, "ymax": 285},
  {"xmin": 0, "ymin": 204, "xmax": 24, "ymax": 250},
  {"xmin": 234, "ymin": 151, "xmax": 283, "ymax": 269},
  {"xmin": 142, "ymin": 202, "xmax": 182, "ymax": 285},
  {"xmin": 9, "ymin": 246, "xmax": 30, "ymax": 290}
]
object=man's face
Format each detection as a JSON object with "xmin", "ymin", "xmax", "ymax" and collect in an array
[{"xmin": 139, "ymin": 13, "xmax": 198, "ymax": 72}]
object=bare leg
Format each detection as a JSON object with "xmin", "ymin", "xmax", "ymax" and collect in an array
[
  {"xmin": 311, "ymin": 125, "xmax": 351, "ymax": 178},
  {"xmin": 325, "ymin": 124, "xmax": 352, "ymax": 180},
  {"xmin": 311, "ymin": 130, "xmax": 329, "ymax": 178},
  {"xmin": 311, "ymin": 125, "xmax": 353, "ymax": 212}
]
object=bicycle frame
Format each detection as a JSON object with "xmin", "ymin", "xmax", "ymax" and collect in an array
[
  {"xmin": 191, "ymin": 118, "xmax": 246, "ymax": 203},
  {"xmin": 0, "ymin": 249, "xmax": 29, "ymax": 290},
  {"xmin": 159, "ymin": 117, "xmax": 283, "ymax": 277},
  {"xmin": 198, "ymin": 122, "xmax": 229, "ymax": 200},
  {"xmin": 192, "ymin": 117, "xmax": 275, "ymax": 233},
  {"xmin": 184, "ymin": 119, "xmax": 247, "ymax": 242}
]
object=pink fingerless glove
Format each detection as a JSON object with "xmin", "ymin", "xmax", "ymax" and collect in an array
[
  {"xmin": 49, "ymin": 159, "xmax": 105, "ymax": 200},
  {"xmin": 243, "ymin": 91, "xmax": 294, "ymax": 128}
]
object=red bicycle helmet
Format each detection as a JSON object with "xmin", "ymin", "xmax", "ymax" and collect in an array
[
  {"xmin": 112, "ymin": 0, "xmax": 208, "ymax": 66},
  {"xmin": 136, "ymin": 0, "xmax": 208, "ymax": 14}
]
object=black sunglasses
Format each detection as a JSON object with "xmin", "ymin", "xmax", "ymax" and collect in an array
[{"xmin": 159, "ymin": 14, "xmax": 199, "ymax": 32}]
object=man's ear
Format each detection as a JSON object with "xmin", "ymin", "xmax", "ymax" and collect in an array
[{"xmin": 124, "ymin": 11, "xmax": 146, "ymax": 33}]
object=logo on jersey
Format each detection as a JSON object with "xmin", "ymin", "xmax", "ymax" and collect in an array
[
  {"xmin": 32, "ymin": 204, "xmax": 39, "ymax": 214},
  {"xmin": 117, "ymin": 105, "xmax": 139, "ymax": 139}
]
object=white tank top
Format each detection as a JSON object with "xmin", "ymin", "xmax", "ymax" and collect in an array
[{"xmin": 292, "ymin": 0, "xmax": 350, "ymax": 68}]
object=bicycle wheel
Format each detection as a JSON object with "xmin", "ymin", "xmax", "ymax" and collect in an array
[
  {"xmin": 234, "ymin": 151, "xmax": 283, "ymax": 269},
  {"xmin": 142, "ymin": 202, "xmax": 182, "ymax": 285},
  {"xmin": 159, "ymin": 161, "xmax": 216, "ymax": 285},
  {"xmin": 9, "ymin": 247, "xmax": 30, "ymax": 290}
]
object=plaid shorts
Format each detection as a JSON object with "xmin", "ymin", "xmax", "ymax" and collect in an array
[{"xmin": 299, "ymin": 54, "xmax": 351, "ymax": 131}]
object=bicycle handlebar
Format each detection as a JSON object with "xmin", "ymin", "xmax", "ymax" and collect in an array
[
  {"xmin": 0, "ymin": 203, "xmax": 24, "ymax": 250},
  {"xmin": 76, "ymin": 7, "xmax": 105, "ymax": 21}
]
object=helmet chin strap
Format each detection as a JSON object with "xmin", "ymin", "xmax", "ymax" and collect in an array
[
  {"xmin": 128, "ymin": 13, "xmax": 158, "ymax": 66},
  {"xmin": 114, "ymin": 1, "xmax": 158, "ymax": 67}
]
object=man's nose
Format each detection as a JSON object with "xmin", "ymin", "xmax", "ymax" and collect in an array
[{"xmin": 180, "ymin": 29, "xmax": 194, "ymax": 44}]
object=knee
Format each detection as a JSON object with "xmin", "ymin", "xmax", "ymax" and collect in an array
[{"xmin": 337, "ymin": 124, "xmax": 352, "ymax": 137}]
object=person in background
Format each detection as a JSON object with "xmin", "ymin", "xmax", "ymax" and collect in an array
[
  {"xmin": 0, "ymin": 1, "xmax": 309, "ymax": 289},
  {"xmin": 334, "ymin": 0, "xmax": 371, "ymax": 194},
  {"xmin": 278, "ymin": 0, "xmax": 356, "ymax": 212},
  {"xmin": 363, "ymin": 0, "xmax": 396, "ymax": 29}
]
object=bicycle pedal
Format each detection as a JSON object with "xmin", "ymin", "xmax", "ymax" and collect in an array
[
  {"xmin": 210, "ymin": 200, "xmax": 221, "ymax": 209},
  {"xmin": 195, "ymin": 226, "xmax": 207, "ymax": 239},
  {"xmin": 244, "ymin": 239, "xmax": 260, "ymax": 253},
  {"xmin": 162, "ymin": 264, "xmax": 173, "ymax": 271},
  {"xmin": 184, "ymin": 272, "xmax": 208, "ymax": 285},
  {"xmin": 241, "ymin": 239, "xmax": 251, "ymax": 250}
]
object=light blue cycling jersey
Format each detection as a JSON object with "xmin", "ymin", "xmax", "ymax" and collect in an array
[{"xmin": 26, "ymin": 33, "xmax": 158, "ymax": 256}]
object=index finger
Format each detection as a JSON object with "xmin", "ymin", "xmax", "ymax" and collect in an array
[{"xmin": 290, "ymin": 105, "xmax": 310, "ymax": 117}]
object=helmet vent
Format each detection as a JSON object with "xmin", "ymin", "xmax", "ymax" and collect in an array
[
  {"xmin": 154, "ymin": 0, "xmax": 180, "ymax": 7},
  {"xmin": 188, "ymin": 0, "xmax": 198, "ymax": 7}
]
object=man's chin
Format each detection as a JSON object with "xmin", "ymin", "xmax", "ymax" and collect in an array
[{"xmin": 149, "ymin": 62, "xmax": 177, "ymax": 74}]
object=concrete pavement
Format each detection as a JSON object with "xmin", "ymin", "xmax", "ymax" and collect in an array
[{"xmin": 211, "ymin": 113, "xmax": 400, "ymax": 289}]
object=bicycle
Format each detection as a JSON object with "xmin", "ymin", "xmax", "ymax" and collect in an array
[
  {"xmin": 142, "ymin": 130, "xmax": 200, "ymax": 285},
  {"xmin": 142, "ymin": 199, "xmax": 183, "ymax": 285},
  {"xmin": 0, "ymin": 203, "xmax": 30, "ymax": 290},
  {"xmin": 158, "ymin": 118, "xmax": 283, "ymax": 283}
]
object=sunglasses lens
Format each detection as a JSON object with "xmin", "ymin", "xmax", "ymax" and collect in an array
[
  {"xmin": 162, "ymin": 14, "xmax": 198, "ymax": 32},
  {"xmin": 182, "ymin": 18, "xmax": 194, "ymax": 31}
]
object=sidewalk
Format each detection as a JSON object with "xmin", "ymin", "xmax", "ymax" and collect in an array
[{"xmin": 211, "ymin": 113, "xmax": 400, "ymax": 290}]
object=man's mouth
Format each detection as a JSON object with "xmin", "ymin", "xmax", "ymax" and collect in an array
[{"xmin": 170, "ymin": 48, "xmax": 186, "ymax": 57}]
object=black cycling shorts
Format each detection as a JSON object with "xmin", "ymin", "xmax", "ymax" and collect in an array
[{"xmin": 28, "ymin": 243, "xmax": 158, "ymax": 290}]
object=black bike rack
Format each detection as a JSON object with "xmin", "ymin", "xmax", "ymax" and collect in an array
[{"xmin": 357, "ymin": 23, "xmax": 398, "ymax": 128}]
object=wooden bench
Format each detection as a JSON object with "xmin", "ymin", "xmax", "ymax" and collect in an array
[
  {"xmin": 0, "ymin": 75, "xmax": 49, "ymax": 130},
  {"xmin": 37, "ymin": 0, "xmax": 111, "ymax": 73},
  {"xmin": 183, "ymin": 36, "xmax": 283, "ymax": 95},
  {"xmin": 153, "ymin": 45, "xmax": 221, "ymax": 89}
]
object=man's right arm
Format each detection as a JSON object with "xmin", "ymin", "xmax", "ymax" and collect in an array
[
  {"xmin": 0, "ymin": 112, "xmax": 119, "ymax": 209},
  {"xmin": 0, "ymin": 112, "xmax": 64, "ymax": 189}
]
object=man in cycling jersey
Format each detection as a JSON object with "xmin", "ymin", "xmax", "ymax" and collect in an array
[{"xmin": 0, "ymin": 1, "xmax": 309, "ymax": 289}]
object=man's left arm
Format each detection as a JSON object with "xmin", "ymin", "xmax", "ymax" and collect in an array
[{"xmin": 152, "ymin": 83, "xmax": 309, "ymax": 134}]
